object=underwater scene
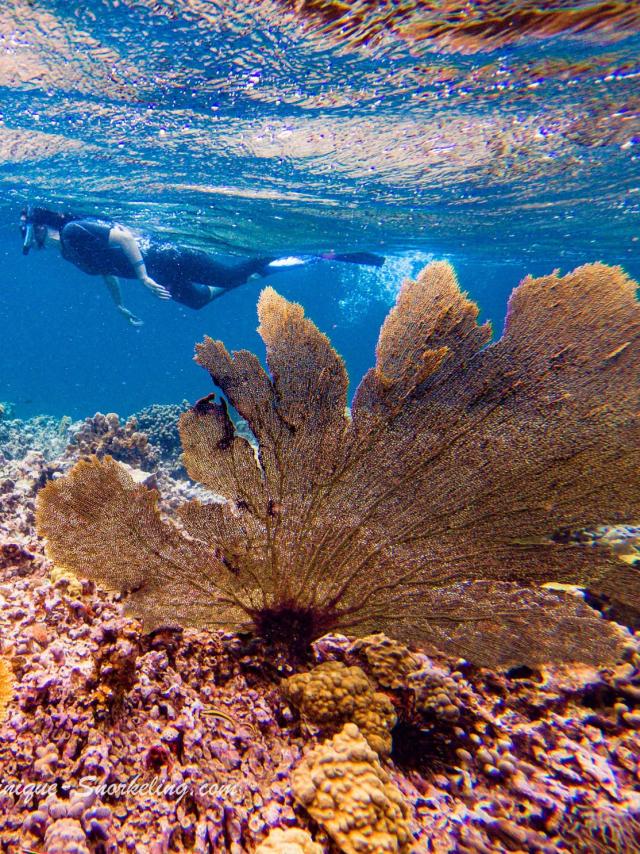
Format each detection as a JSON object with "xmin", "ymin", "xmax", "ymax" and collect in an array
[{"xmin": 0, "ymin": 1, "xmax": 639, "ymax": 852}]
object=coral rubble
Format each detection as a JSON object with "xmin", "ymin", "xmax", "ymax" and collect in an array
[{"xmin": 36, "ymin": 262, "xmax": 639, "ymax": 667}]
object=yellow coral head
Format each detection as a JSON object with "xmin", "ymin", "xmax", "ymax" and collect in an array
[{"xmin": 0, "ymin": 658, "xmax": 13, "ymax": 723}]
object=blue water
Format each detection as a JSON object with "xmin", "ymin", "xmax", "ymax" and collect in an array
[{"xmin": 0, "ymin": 2, "xmax": 638, "ymax": 420}]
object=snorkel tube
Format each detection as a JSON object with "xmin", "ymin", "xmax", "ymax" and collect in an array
[
  {"xmin": 20, "ymin": 206, "xmax": 35, "ymax": 255},
  {"xmin": 22, "ymin": 222, "xmax": 34, "ymax": 255}
]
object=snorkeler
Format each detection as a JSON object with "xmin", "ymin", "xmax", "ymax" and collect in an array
[{"xmin": 20, "ymin": 206, "xmax": 384, "ymax": 326}]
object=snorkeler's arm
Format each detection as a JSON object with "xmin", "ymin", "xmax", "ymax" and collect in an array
[
  {"xmin": 103, "ymin": 275, "xmax": 144, "ymax": 327},
  {"xmin": 108, "ymin": 225, "xmax": 171, "ymax": 300}
]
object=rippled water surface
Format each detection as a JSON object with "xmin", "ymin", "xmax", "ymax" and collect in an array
[
  {"xmin": 2, "ymin": 0, "xmax": 639, "ymax": 255},
  {"xmin": 0, "ymin": 1, "xmax": 638, "ymax": 415}
]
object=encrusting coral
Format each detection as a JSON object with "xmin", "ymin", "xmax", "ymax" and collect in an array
[
  {"xmin": 49, "ymin": 565, "xmax": 83, "ymax": 598},
  {"xmin": 282, "ymin": 661, "xmax": 397, "ymax": 756},
  {"xmin": 35, "ymin": 261, "xmax": 640, "ymax": 667},
  {"xmin": 0, "ymin": 656, "xmax": 13, "ymax": 723},
  {"xmin": 349, "ymin": 634, "xmax": 421, "ymax": 690},
  {"xmin": 291, "ymin": 723, "xmax": 413, "ymax": 854},
  {"xmin": 255, "ymin": 826, "xmax": 324, "ymax": 854}
]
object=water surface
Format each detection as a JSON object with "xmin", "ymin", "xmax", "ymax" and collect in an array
[{"xmin": 0, "ymin": 0, "xmax": 637, "ymax": 417}]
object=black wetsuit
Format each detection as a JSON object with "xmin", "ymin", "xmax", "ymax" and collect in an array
[{"xmin": 59, "ymin": 219, "xmax": 273, "ymax": 309}]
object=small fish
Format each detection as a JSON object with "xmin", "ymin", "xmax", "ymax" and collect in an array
[
  {"xmin": 202, "ymin": 707, "xmax": 258, "ymax": 737},
  {"xmin": 202, "ymin": 707, "xmax": 236, "ymax": 726}
]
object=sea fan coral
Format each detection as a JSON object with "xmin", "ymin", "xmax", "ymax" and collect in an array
[{"xmin": 35, "ymin": 262, "xmax": 640, "ymax": 667}]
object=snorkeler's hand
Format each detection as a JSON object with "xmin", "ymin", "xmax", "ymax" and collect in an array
[
  {"xmin": 117, "ymin": 305, "xmax": 144, "ymax": 327},
  {"xmin": 141, "ymin": 275, "xmax": 171, "ymax": 300}
]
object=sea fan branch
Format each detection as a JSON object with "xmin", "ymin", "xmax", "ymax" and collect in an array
[{"xmin": 36, "ymin": 262, "xmax": 640, "ymax": 666}]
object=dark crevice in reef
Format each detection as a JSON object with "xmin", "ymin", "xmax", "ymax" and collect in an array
[
  {"xmin": 580, "ymin": 684, "xmax": 619, "ymax": 711},
  {"xmin": 505, "ymin": 665, "xmax": 538, "ymax": 681},
  {"xmin": 583, "ymin": 590, "xmax": 640, "ymax": 631},
  {"xmin": 391, "ymin": 720, "xmax": 459, "ymax": 772},
  {"xmin": 143, "ymin": 625, "xmax": 185, "ymax": 666},
  {"xmin": 251, "ymin": 604, "xmax": 336, "ymax": 666}
]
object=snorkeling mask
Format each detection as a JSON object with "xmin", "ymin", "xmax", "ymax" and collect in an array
[
  {"xmin": 20, "ymin": 222, "xmax": 34, "ymax": 255},
  {"xmin": 20, "ymin": 207, "xmax": 42, "ymax": 255}
]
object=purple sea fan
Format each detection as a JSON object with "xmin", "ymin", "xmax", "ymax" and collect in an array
[{"xmin": 35, "ymin": 261, "xmax": 640, "ymax": 666}]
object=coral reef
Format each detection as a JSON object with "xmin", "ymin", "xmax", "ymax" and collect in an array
[
  {"xmin": 66, "ymin": 412, "xmax": 158, "ymax": 470},
  {"xmin": 0, "ymin": 542, "xmax": 38, "ymax": 574},
  {"xmin": 313, "ymin": 633, "xmax": 481, "ymax": 740},
  {"xmin": 0, "ymin": 400, "xmax": 15, "ymax": 419},
  {"xmin": 348, "ymin": 634, "xmax": 421, "ymax": 690},
  {"xmin": 557, "ymin": 801, "xmax": 640, "ymax": 854},
  {"xmin": 0, "ymin": 414, "xmax": 74, "ymax": 463},
  {"xmin": 291, "ymin": 723, "xmax": 413, "ymax": 854},
  {"xmin": 43, "ymin": 818, "xmax": 91, "ymax": 854},
  {"xmin": 407, "ymin": 663, "xmax": 469, "ymax": 724},
  {"xmin": 131, "ymin": 401, "xmax": 189, "ymax": 473},
  {"xmin": 0, "ymin": 543, "xmax": 310, "ymax": 852},
  {"xmin": 283, "ymin": 661, "xmax": 396, "ymax": 756},
  {"xmin": 49, "ymin": 565, "xmax": 83, "ymax": 598},
  {"xmin": 0, "ymin": 431, "xmax": 218, "ymax": 561},
  {"xmin": 35, "ymin": 262, "xmax": 640, "ymax": 668},
  {"xmin": 1, "ymin": 447, "xmax": 640, "ymax": 850},
  {"xmin": 1, "ymin": 452, "xmax": 52, "ymax": 542}
]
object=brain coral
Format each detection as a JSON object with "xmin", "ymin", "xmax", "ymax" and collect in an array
[
  {"xmin": 36, "ymin": 262, "xmax": 640, "ymax": 667},
  {"xmin": 291, "ymin": 722, "xmax": 413, "ymax": 854},
  {"xmin": 283, "ymin": 661, "xmax": 397, "ymax": 756}
]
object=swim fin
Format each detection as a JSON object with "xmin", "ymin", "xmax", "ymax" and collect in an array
[
  {"xmin": 330, "ymin": 252, "xmax": 385, "ymax": 267},
  {"xmin": 264, "ymin": 256, "xmax": 312, "ymax": 269},
  {"xmin": 263, "ymin": 251, "xmax": 386, "ymax": 274}
]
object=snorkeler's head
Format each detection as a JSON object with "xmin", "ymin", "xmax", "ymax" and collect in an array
[
  {"xmin": 20, "ymin": 221, "xmax": 35, "ymax": 255},
  {"xmin": 20, "ymin": 206, "xmax": 76, "ymax": 254}
]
